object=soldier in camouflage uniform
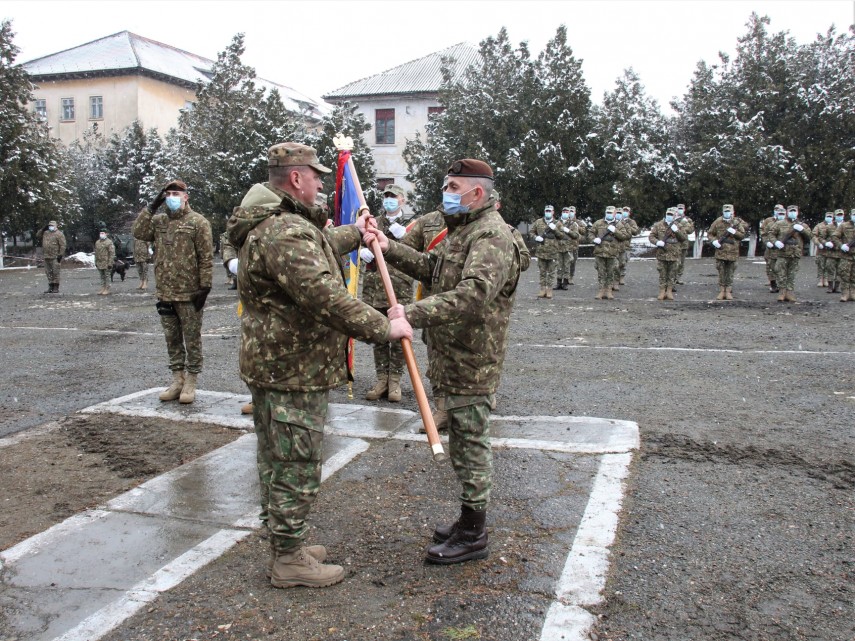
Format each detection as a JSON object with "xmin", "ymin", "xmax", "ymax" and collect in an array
[
  {"xmin": 812, "ymin": 211, "xmax": 837, "ymax": 292},
  {"xmin": 365, "ymin": 159, "xmax": 521, "ymax": 565},
  {"xmin": 36, "ymin": 220, "xmax": 66, "ymax": 294},
  {"xmin": 822, "ymin": 210, "xmax": 846, "ymax": 294},
  {"xmin": 360, "ymin": 184, "xmax": 414, "ymax": 403},
  {"xmin": 761, "ymin": 205, "xmax": 786, "ymax": 292},
  {"xmin": 768, "ymin": 205, "xmax": 811, "ymax": 302},
  {"xmin": 554, "ymin": 207, "xmax": 581, "ymax": 290},
  {"xmin": 673, "ymin": 204, "xmax": 694, "ymax": 286},
  {"xmin": 227, "ymin": 142, "xmax": 412, "ymax": 588},
  {"xmin": 94, "ymin": 227, "xmax": 116, "ymax": 295},
  {"xmin": 133, "ymin": 180, "xmax": 213, "ymax": 404},
  {"xmin": 563, "ymin": 206, "xmax": 584, "ymax": 284},
  {"xmin": 707, "ymin": 204, "xmax": 746, "ymax": 300},
  {"xmin": 530, "ymin": 205, "xmax": 566, "ymax": 299},
  {"xmin": 617, "ymin": 206, "xmax": 639, "ymax": 288},
  {"xmin": 134, "ymin": 238, "xmax": 151, "ymax": 290},
  {"xmin": 649, "ymin": 207, "xmax": 688, "ymax": 301},
  {"xmin": 587, "ymin": 206, "xmax": 630, "ymax": 299},
  {"xmin": 832, "ymin": 209, "xmax": 855, "ymax": 301}
]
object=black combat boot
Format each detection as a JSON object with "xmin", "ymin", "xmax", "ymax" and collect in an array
[
  {"xmin": 769, "ymin": 279, "xmax": 779, "ymax": 293},
  {"xmin": 425, "ymin": 505, "xmax": 488, "ymax": 564}
]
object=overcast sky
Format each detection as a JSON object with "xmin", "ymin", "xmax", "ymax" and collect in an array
[{"xmin": 4, "ymin": 1, "xmax": 853, "ymax": 112}]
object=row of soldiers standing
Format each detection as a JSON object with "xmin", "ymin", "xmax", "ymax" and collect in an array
[{"xmin": 806, "ymin": 209, "xmax": 855, "ymax": 302}]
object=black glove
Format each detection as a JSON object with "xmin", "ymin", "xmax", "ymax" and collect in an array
[
  {"xmin": 149, "ymin": 189, "xmax": 166, "ymax": 213},
  {"xmin": 193, "ymin": 287, "xmax": 211, "ymax": 311}
]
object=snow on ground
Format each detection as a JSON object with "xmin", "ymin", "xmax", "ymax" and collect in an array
[{"xmin": 66, "ymin": 252, "xmax": 96, "ymax": 268}]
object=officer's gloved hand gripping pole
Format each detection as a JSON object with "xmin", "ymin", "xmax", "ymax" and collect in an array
[{"xmin": 345, "ymin": 160, "xmax": 445, "ymax": 462}]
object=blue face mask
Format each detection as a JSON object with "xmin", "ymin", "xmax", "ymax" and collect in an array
[
  {"xmin": 615, "ymin": 213, "xmax": 623, "ymax": 221},
  {"xmin": 723, "ymin": 212, "xmax": 732, "ymax": 220},
  {"xmin": 544, "ymin": 212, "xmax": 553, "ymax": 221},
  {"xmin": 836, "ymin": 216, "xmax": 844, "ymax": 223},
  {"xmin": 776, "ymin": 214, "xmax": 785, "ymax": 221},
  {"xmin": 665, "ymin": 215, "xmax": 674, "ymax": 224},
  {"xmin": 561, "ymin": 213, "xmax": 570, "ymax": 221},
  {"xmin": 605, "ymin": 214, "xmax": 615, "ymax": 222},
  {"xmin": 165, "ymin": 196, "xmax": 182, "ymax": 212},
  {"xmin": 442, "ymin": 188, "xmax": 475, "ymax": 216},
  {"xmin": 383, "ymin": 197, "xmax": 399, "ymax": 213},
  {"xmin": 825, "ymin": 217, "xmax": 833, "ymax": 224},
  {"xmin": 787, "ymin": 212, "xmax": 797, "ymax": 220}
]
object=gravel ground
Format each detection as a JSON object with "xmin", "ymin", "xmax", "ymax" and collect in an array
[{"xmin": 0, "ymin": 257, "xmax": 853, "ymax": 641}]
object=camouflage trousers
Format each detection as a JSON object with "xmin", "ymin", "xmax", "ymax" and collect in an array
[
  {"xmin": 815, "ymin": 254, "xmax": 826, "ymax": 279},
  {"xmin": 715, "ymin": 259, "xmax": 737, "ymax": 287},
  {"xmin": 160, "ymin": 301, "xmax": 204, "ymax": 374},
  {"xmin": 446, "ymin": 393, "xmax": 493, "ymax": 511},
  {"xmin": 556, "ymin": 251, "xmax": 575, "ymax": 281},
  {"xmin": 765, "ymin": 254, "xmax": 779, "ymax": 282},
  {"xmin": 44, "ymin": 258, "xmax": 61, "ymax": 285},
  {"xmin": 838, "ymin": 258, "xmax": 855, "ymax": 288},
  {"xmin": 676, "ymin": 247, "xmax": 688, "ymax": 279},
  {"xmin": 776, "ymin": 256, "xmax": 800, "ymax": 291},
  {"xmin": 656, "ymin": 259, "xmax": 679, "ymax": 288},
  {"xmin": 569, "ymin": 250, "xmax": 578, "ymax": 279},
  {"xmin": 537, "ymin": 257, "xmax": 556, "ymax": 287},
  {"xmin": 595, "ymin": 256, "xmax": 618, "ymax": 288},
  {"xmin": 249, "ymin": 385, "xmax": 326, "ymax": 554},
  {"xmin": 98, "ymin": 269, "xmax": 110, "ymax": 288},
  {"xmin": 618, "ymin": 249, "xmax": 629, "ymax": 277},
  {"xmin": 371, "ymin": 306, "xmax": 404, "ymax": 376},
  {"xmin": 136, "ymin": 261, "xmax": 148, "ymax": 282},
  {"xmin": 824, "ymin": 256, "xmax": 840, "ymax": 282}
]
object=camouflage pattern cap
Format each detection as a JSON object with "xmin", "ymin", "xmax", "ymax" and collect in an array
[
  {"xmin": 786, "ymin": 205, "xmax": 798, "ymax": 213},
  {"xmin": 268, "ymin": 142, "xmax": 331, "ymax": 174},
  {"xmin": 48, "ymin": 220, "xmax": 58, "ymax": 227},
  {"xmin": 164, "ymin": 179, "xmax": 187, "ymax": 192},
  {"xmin": 834, "ymin": 209, "xmax": 844, "ymax": 215},
  {"xmin": 605, "ymin": 205, "xmax": 616, "ymax": 215},
  {"xmin": 723, "ymin": 204, "xmax": 734, "ymax": 212},
  {"xmin": 383, "ymin": 184, "xmax": 405, "ymax": 197},
  {"xmin": 446, "ymin": 158, "xmax": 493, "ymax": 180},
  {"xmin": 544, "ymin": 205, "xmax": 554, "ymax": 212},
  {"xmin": 774, "ymin": 204, "xmax": 785, "ymax": 212}
]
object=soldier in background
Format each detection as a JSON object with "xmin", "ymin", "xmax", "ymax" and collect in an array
[
  {"xmin": 707, "ymin": 204, "xmax": 746, "ymax": 300},
  {"xmin": 133, "ymin": 180, "xmax": 213, "ymax": 404},
  {"xmin": 761, "ymin": 205, "xmax": 786, "ymax": 292},
  {"xmin": 36, "ymin": 219, "xmax": 66, "ymax": 294},
  {"xmin": 360, "ymin": 184, "xmax": 414, "ymax": 403},
  {"xmin": 563, "ymin": 206, "xmax": 584, "ymax": 285},
  {"xmin": 554, "ymin": 206, "xmax": 580, "ymax": 290},
  {"xmin": 94, "ymin": 226, "xmax": 116, "ymax": 295},
  {"xmin": 618, "ymin": 206, "xmax": 639, "ymax": 287},
  {"xmin": 649, "ymin": 207, "xmax": 687, "ymax": 301},
  {"xmin": 768, "ymin": 205, "xmax": 811, "ymax": 303},
  {"xmin": 832, "ymin": 209, "xmax": 855, "ymax": 302},
  {"xmin": 588, "ymin": 206, "xmax": 630, "ymax": 300},
  {"xmin": 134, "ymin": 238, "xmax": 152, "ymax": 290},
  {"xmin": 674, "ymin": 203, "xmax": 694, "ymax": 287},
  {"xmin": 530, "ymin": 205, "xmax": 566, "ymax": 299},
  {"xmin": 227, "ymin": 142, "xmax": 412, "ymax": 588},
  {"xmin": 812, "ymin": 212, "xmax": 836, "ymax": 292},
  {"xmin": 823, "ymin": 210, "xmax": 845, "ymax": 294}
]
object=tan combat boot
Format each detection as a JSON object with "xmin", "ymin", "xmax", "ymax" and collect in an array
[
  {"xmin": 716, "ymin": 286, "xmax": 726, "ymax": 301},
  {"xmin": 657, "ymin": 287, "xmax": 667, "ymax": 301},
  {"xmin": 387, "ymin": 374, "xmax": 402, "ymax": 402},
  {"xmin": 179, "ymin": 372, "xmax": 197, "ymax": 404},
  {"xmin": 840, "ymin": 288, "xmax": 851, "ymax": 302},
  {"xmin": 422, "ymin": 395, "xmax": 448, "ymax": 433},
  {"xmin": 777, "ymin": 289, "xmax": 787, "ymax": 302},
  {"xmin": 595, "ymin": 288, "xmax": 604, "ymax": 300},
  {"xmin": 784, "ymin": 289, "xmax": 797, "ymax": 302},
  {"xmin": 241, "ymin": 402, "xmax": 253, "ymax": 415},
  {"xmin": 665, "ymin": 286, "xmax": 674, "ymax": 300},
  {"xmin": 725, "ymin": 287, "xmax": 733, "ymax": 300},
  {"xmin": 365, "ymin": 375, "xmax": 388, "ymax": 401},
  {"xmin": 605, "ymin": 288, "xmax": 614, "ymax": 300},
  {"xmin": 140, "ymin": 278, "xmax": 148, "ymax": 290},
  {"xmin": 270, "ymin": 547, "xmax": 344, "ymax": 588},
  {"xmin": 159, "ymin": 371, "xmax": 185, "ymax": 401},
  {"xmin": 537, "ymin": 286, "xmax": 546, "ymax": 298},
  {"xmin": 103, "ymin": 285, "xmax": 111, "ymax": 295},
  {"xmin": 545, "ymin": 288, "xmax": 553, "ymax": 299},
  {"xmin": 266, "ymin": 545, "xmax": 327, "ymax": 578}
]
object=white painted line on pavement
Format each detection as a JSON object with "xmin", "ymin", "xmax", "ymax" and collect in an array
[
  {"xmin": 540, "ymin": 452, "xmax": 633, "ymax": 641},
  {"xmin": 0, "ymin": 509, "xmax": 111, "ymax": 567},
  {"xmin": 519, "ymin": 343, "xmax": 855, "ymax": 356}
]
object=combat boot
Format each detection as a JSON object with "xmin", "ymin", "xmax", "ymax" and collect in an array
[
  {"xmin": 716, "ymin": 286, "xmax": 726, "ymax": 301},
  {"xmin": 611, "ymin": 282, "xmax": 620, "ymax": 291},
  {"xmin": 179, "ymin": 372, "xmax": 197, "ymax": 404},
  {"xmin": 103, "ymin": 285, "xmax": 111, "ymax": 295},
  {"xmin": 817, "ymin": 278, "xmax": 825, "ymax": 287},
  {"xmin": 769, "ymin": 280, "xmax": 779, "ymax": 293},
  {"xmin": 537, "ymin": 286, "xmax": 547, "ymax": 298},
  {"xmin": 159, "ymin": 371, "xmax": 185, "ymax": 401},
  {"xmin": 832, "ymin": 281, "xmax": 840, "ymax": 293},
  {"xmin": 52, "ymin": 284, "xmax": 59, "ymax": 293},
  {"xmin": 840, "ymin": 288, "xmax": 851, "ymax": 302},
  {"xmin": 270, "ymin": 546, "xmax": 344, "ymax": 588},
  {"xmin": 657, "ymin": 287, "xmax": 666, "ymax": 301},
  {"xmin": 784, "ymin": 290, "xmax": 797, "ymax": 302},
  {"xmin": 421, "ymin": 395, "xmax": 448, "ymax": 433},
  {"xmin": 425, "ymin": 505, "xmax": 488, "ymax": 565},
  {"xmin": 552, "ymin": 281, "xmax": 562, "ymax": 291},
  {"xmin": 545, "ymin": 288, "xmax": 553, "ymax": 299},
  {"xmin": 595, "ymin": 288, "xmax": 605, "ymax": 300},
  {"xmin": 241, "ymin": 402, "xmax": 253, "ymax": 415},
  {"xmin": 566, "ymin": 277, "xmax": 574, "ymax": 286},
  {"xmin": 266, "ymin": 545, "xmax": 327, "ymax": 578},
  {"xmin": 619, "ymin": 277, "xmax": 626, "ymax": 285},
  {"xmin": 725, "ymin": 287, "xmax": 734, "ymax": 301},
  {"xmin": 605, "ymin": 288, "xmax": 614, "ymax": 300},
  {"xmin": 365, "ymin": 375, "xmax": 388, "ymax": 401},
  {"xmin": 665, "ymin": 286, "xmax": 674, "ymax": 300},
  {"xmin": 387, "ymin": 374, "xmax": 402, "ymax": 403},
  {"xmin": 777, "ymin": 289, "xmax": 787, "ymax": 302}
]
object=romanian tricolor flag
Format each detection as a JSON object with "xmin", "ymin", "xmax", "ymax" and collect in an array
[{"xmin": 335, "ymin": 150, "xmax": 362, "ymax": 297}]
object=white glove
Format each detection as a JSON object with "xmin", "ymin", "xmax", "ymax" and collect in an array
[
  {"xmin": 593, "ymin": 237, "xmax": 602, "ymax": 245},
  {"xmin": 793, "ymin": 224, "xmax": 804, "ymax": 232},
  {"xmin": 671, "ymin": 224, "xmax": 679, "ymax": 232},
  {"xmin": 774, "ymin": 241, "xmax": 785, "ymax": 249},
  {"xmin": 388, "ymin": 222, "xmax": 406, "ymax": 239},
  {"xmin": 766, "ymin": 241, "xmax": 773, "ymax": 248},
  {"xmin": 562, "ymin": 227, "xmax": 570, "ymax": 233},
  {"xmin": 607, "ymin": 224, "xmax": 616, "ymax": 233},
  {"xmin": 359, "ymin": 247, "xmax": 374, "ymax": 263},
  {"xmin": 727, "ymin": 227, "xmax": 736, "ymax": 235},
  {"xmin": 825, "ymin": 241, "xmax": 833, "ymax": 249},
  {"xmin": 656, "ymin": 240, "xmax": 665, "ymax": 248},
  {"xmin": 712, "ymin": 240, "xmax": 721, "ymax": 249},
  {"xmin": 548, "ymin": 222, "xmax": 557, "ymax": 230},
  {"xmin": 227, "ymin": 258, "xmax": 239, "ymax": 275},
  {"xmin": 535, "ymin": 235, "xmax": 544, "ymax": 243},
  {"xmin": 842, "ymin": 244, "xmax": 850, "ymax": 252}
]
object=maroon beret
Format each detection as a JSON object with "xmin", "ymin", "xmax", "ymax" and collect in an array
[
  {"xmin": 164, "ymin": 179, "xmax": 188, "ymax": 192},
  {"xmin": 447, "ymin": 159, "xmax": 493, "ymax": 180}
]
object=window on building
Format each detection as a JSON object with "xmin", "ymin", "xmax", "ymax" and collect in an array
[
  {"xmin": 34, "ymin": 99, "xmax": 46, "ymax": 119},
  {"xmin": 89, "ymin": 96, "xmax": 103, "ymax": 119},
  {"xmin": 377, "ymin": 178, "xmax": 394, "ymax": 192},
  {"xmin": 61, "ymin": 98, "xmax": 75, "ymax": 121},
  {"xmin": 375, "ymin": 108, "xmax": 395, "ymax": 145},
  {"xmin": 428, "ymin": 106, "xmax": 445, "ymax": 119}
]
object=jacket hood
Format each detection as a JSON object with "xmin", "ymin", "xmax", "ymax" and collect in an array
[{"xmin": 226, "ymin": 182, "xmax": 284, "ymax": 249}]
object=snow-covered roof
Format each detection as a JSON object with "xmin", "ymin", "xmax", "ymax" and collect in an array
[
  {"xmin": 21, "ymin": 31, "xmax": 326, "ymax": 120},
  {"xmin": 323, "ymin": 42, "xmax": 480, "ymax": 100}
]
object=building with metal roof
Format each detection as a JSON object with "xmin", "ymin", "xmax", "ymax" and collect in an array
[
  {"xmin": 22, "ymin": 31, "xmax": 325, "ymax": 145},
  {"xmin": 323, "ymin": 43, "xmax": 480, "ymax": 206}
]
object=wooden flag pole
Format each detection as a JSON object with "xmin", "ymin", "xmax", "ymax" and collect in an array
[{"xmin": 335, "ymin": 139, "xmax": 445, "ymax": 461}]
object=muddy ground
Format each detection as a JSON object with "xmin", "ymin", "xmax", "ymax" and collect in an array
[{"xmin": 0, "ymin": 257, "xmax": 853, "ymax": 641}]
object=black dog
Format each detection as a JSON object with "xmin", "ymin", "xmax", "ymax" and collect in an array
[{"xmin": 110, "ymin": 259, "xmax": 128, "ymax": 282}]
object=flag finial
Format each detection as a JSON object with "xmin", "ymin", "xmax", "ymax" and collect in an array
[{"xmin": 333, "ymin": 133, "xmax": 354, "ymax": 151}]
